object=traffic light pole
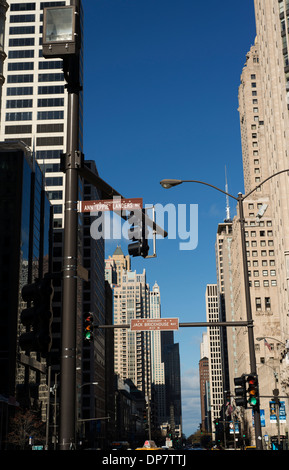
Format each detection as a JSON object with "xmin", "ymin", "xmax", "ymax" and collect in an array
[
  {"xmin": 238, "ymin": 194, "xmax": 262, "ymax": 450},
  {"xmin": 59, "ymin": 0, "xmax": 81, "ymax": 450}
]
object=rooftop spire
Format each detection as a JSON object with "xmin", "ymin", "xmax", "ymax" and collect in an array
[{"xmin": 224, "ymin": 166, "xmax": 231, "ymax": 222}]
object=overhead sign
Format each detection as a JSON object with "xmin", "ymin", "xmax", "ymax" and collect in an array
[
  {"xmin": 130, "ymin": 318, "xmax": 179, "ymax": 331},
  {"xmin": 78, "ymin": 197, "xmax": 143, "ymax": 213}
]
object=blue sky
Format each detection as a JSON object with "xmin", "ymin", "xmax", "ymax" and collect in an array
[{"xmin": 82, "ymin": 0, "xmax": 256, "ymax": 437}]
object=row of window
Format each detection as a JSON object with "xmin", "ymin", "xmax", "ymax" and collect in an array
[
  {"xmin": 8, "ymin": 60, "xmax": 62, "ymax": 71},
  {"xmin": 247, "ymin": 250, "xmax": 275, "ymax": 257},
  {"xmin": 6, "ymin": 98, "xmax": 64, "ymax": 108},
  {"xmin": 7, "ymin": 85, "xmax": 64, "ymax": 95},
  {"xmin": 255, "ymin": 297, "xmax": 271, "ymax": 310},
  {"xmin": 6, "ymin": 124, "xmax": 63, "ymax": 134},
  {"xmin": 251, "ymin": 280, "xmax": 277, "ymax": 287},
  {"xmin": 10, "ymin": 2, "xmax": 65, "ymax": 11},
  {"xmin": 4, "ymin": 134, "xmax": 63, "ymax": 147},
  {"xmin": 6, "ymin": 110, "xmax": 64, "ymax": 120},
  {"xmin": 249, "ymin": 269, "xmax": 276, "ymax": 277},
  {"xmin": 7, "ymin": 73, "xmax": 64, "ymax": 83},
  {"xmin": 246, "ymin": 240, "xmax": 274, "ymax": 247}
]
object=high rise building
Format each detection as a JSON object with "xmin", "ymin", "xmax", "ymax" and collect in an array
[
  {"xmin": 0, "ymin": 1, "xmax": 83, "ymax": 226},
  {"xmin": 233, "ymin": 16, "xmax": 286, "ymax": 443},
  {"xmin": 105, "ymin": 245, "xmax": 131, "ymax": 286},
  {"xmin": 199, "ymin": 332, "xmax": 210, "ymax": 433},
  {"xmin": 205, "ymin": 284, "xmax": 223, "ymax": 439},
  {"xmin": 251, "ymin": 0, "xmax": 289, "ymax": 391},
  {"xmin": 215, "ymin": 219, "xmax": 233, "ymax": 395},
  {"xmin": 113, "ymin": 269, "xmax": 151, "ymax": 400},
  {"xmin": 150, "ymin": 281, "xmax": 166, "ymax": 427},
  {"xmin": 0, "ymin": 0, "xmax": 82, "ymax": 369},
  {"xmin": 161, "ymin": 330, "xmax": 182, "ymax": 438},
  {"xmin": 0, "ymin": 2, "xmax": 112, "ymax": 449},
  {"xmin": 0, "ymin": 141, "xmax": 52, "ymax": 448}
]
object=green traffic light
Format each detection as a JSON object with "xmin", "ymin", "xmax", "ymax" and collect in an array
[{"xmin": 248, "ymin": 396, "xmax": 257, "ymax": 406}]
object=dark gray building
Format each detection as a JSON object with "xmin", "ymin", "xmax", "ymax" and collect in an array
[
  {"xmin": 0, "ymin": 141, "xmax": 52, "ymax": 448},
  {"xmin": 161, "ymin": 331, "xmax": 182, "ymax": 438}
]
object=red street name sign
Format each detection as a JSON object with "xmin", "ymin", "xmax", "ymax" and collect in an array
[
  {"xmin": 78, "ymin": 197, "xmax": 143, "ymax": 213},
  {"xmin": 130, "ymin": 318, "xmax": 179, "ymax": 331}
]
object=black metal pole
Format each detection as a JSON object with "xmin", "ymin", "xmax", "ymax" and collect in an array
[
  {"xmin": 59, "ymin": 0, "xmax": 81, "ymax": 450},
  {"xmin": 238, "ymin": 193, "xmax": 262, "ymax": 450}
]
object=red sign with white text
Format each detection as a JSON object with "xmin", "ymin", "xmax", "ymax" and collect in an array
[
  {"xmin": 130, "ymin": 318, "xmax": 179, "ymax": 331},
  {"xmin": 79, "ymin": 197, "xmax": 143, "ymax": 213}
]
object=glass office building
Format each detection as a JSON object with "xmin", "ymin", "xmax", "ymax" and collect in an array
[{"xmin": 0, "ymin": 141, "xmax": 52, "ymax": 448}]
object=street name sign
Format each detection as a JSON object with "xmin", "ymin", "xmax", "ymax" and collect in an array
[
  {"xmin": 130, "ymin": 318, "xmax": 179, "ymax": 331},
  {"xmin": 78, "ymin": 197, "xmax": 143, "ymax": 213}
]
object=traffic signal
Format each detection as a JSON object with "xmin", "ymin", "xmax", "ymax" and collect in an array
[
  {"xmin": 127, "ymin": 209, "xmax": 149, "ymax": 258},
  {"xmin": 19, "ymin": 276, "xmax": 53, "ymax": 355},
  {"xmin": 272, "ymin": 388, "xmax": 280, "ymax": 407},
  {"xmin": 247, "ymin": 374, "xmax": 259, "ymax": 409},
  {"xmin": 83, "ymin": 313, "xmax": 94, "ymax": 341},
  {"xmin": 234, "ymin": 375, "xmax": 247, "ymax": 408}
]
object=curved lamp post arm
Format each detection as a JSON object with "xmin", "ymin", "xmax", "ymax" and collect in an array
[
  {"xmin": 160, "ymin": 178, "xmax": 238, "ymax": 201},
  {"xmin": 242, "ymin": 168, "xmax": 289, "ymax": 200},
  {"xmin": 180, "ymin": 180, "xmax": 239, "ymax": 201},
  {"xmin": 161, "ymin": 169, "xmax": 289, "ymax": 202}
]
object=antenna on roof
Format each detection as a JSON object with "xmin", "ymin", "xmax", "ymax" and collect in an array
[{"xmin": 224, "ymin": 166, "xmax": 231, "ymax": 222}]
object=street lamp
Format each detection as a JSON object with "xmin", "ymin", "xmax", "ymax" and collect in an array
[
  {"xmin": 160, "ymin": 169, "xmax": 289, "ymax": 450},
  {"xmin": 42, "ymin": 0, "xmax": 82, "ymax": 451},
  {"xmin": 256, "ymin": 336, "xmax": 285, "ymax": 347},
  {"xmin": 78, "ymin": 382, "xmax": 99, "ymax": 388},
  {"xmin": 42, "ymin": 5, "xmax": 79, "ymax": 58}
]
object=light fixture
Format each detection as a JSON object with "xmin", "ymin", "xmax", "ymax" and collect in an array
[
  {"xmin": 42, "ymin": 6, "xmax": 79, "ymax": 58},
  {"xmin": 160, "ymin": 179, "xmax": 183, "ymax": 189}
]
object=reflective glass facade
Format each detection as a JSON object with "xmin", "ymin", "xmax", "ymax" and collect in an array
[{"xmin": 0, "ymin": 141, "xmax": 52, "ymax": 401}]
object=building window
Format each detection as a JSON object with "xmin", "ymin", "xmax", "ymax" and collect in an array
[
  {"xmin": 10, "ymin": 3, "xmax": 36, "ymax": 11},
  {"xmin": 9, "ymin": 26, "xmax": 35, "ymax": 35},
  {"xmin": 255, "ymin": 298, "xmax": 261, "ymax": 310},
  {"xmin": 8, "ymin": 62, "xmax": 34, "ymax": 71},
  {"xmin": 9, "ymin": 38, "xmax": 35, "ymax": 47},
  {"xmin": 38, "ymin": 73, "xmax": 64, "ymax": 82},
  {"xmin": 8, "ymin": 49, "xmax": 34, "ymax": 59},
  {"xmin": 7, "ymin": 86, "xmax": 33, "ymax": 95},
  {"xmin": 7, "ymin": 74, "xmax": 33, "ymax": 83},
  {"xmin": 37, "ymin": 110, "xmax": 64, "ymax": 120},
  {"xmin": 38, "ymin": 85, "xmax": 64, "ymax": 94},
  {"xmin": 6, "ymin": 112, "xmax": 32, "ymax": 121},
  {"xmin": 6, "ymin": 99, "xmax": 33, "ymax": 108},
  {"xmin": 10, "ymin": 14, "xmax": 35, "ymax": 22},
  {"xmin": 265, "ymin": 297, "xmax": 271, "ymax": 309},
  {"xmin": 45, "ymin": 176, "xmax": 63, "ymax": 187}
]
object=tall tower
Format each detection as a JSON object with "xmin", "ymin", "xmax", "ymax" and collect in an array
[
  {"xmin": 106, "ymin": 245, "xmax": 131, "ymax": 286},
  {"xmin": 113, "ymin": 269, "xmax": 151, "ymax": 399},
  {"xmin": 0, "ymin": 1, "xmax": 84, "ymax": 372},
  {"xmin": 0, "ymin": 0, "xmax": 83, "ymax": 233},
  {"xmin": 199, "ymin": 332, "xmax": 210, "ymax": 433},
  {"xmin": 231, "ymin": 2, "xmax": 288, "ymax": 443},
  {"xmin": 150, "ymin": 282, "xmax": 166, "ymax": 426},
  {"xmin": 205, "ymin": 284, "xmax": 223, "ymax": 438},
  {"xmin": 252, "ymin": 0, "xmax": 289, "ymax": 379}
]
